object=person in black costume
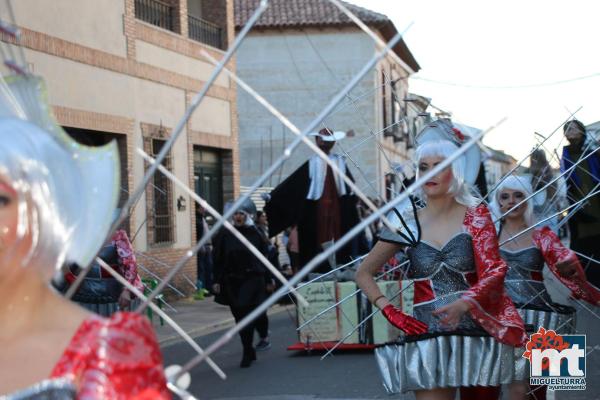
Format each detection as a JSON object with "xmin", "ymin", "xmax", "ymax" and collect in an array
[
  {"xmin": 212, "ymin": 199, "xmax": 274, "ymax": 367},
  {"xmin": 560, "ymin": 119, "xmax": 600, "ymax": 286},
  {"xmin": 264, "ymin": 128, "xmax": 360, "ymax": 273}
]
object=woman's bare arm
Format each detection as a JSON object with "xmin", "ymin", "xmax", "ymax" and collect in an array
[{"xmin": 355, "ymin": 240, "xmax": 402, "ymax": 309}]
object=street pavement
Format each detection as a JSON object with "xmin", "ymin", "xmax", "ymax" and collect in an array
[
  {"xmin": 161, "ymin": 308, "xmax": 403, "ymax": 400},
  {"xmin": 156, "ymin": 296, "xmax": 600, "ymax": 399}
]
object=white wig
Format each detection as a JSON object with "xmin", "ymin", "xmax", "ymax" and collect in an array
[
  {"xmin": 0, "ymin": 120, "xmax": 79, "ymax": 274},
  {"xmin": 0, "ymin": 118, "xmax": 119, "ymax": 276},
  {"xmin": 415, "ymin": 139, "xmax": 480, "ymax": 207},
  {"xmin": 489, "ymin": 175, "xmax": 535, "ymax": 226}
]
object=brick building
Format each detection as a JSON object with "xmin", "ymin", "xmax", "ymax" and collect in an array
[
  {"xmin": 235, "ymin": 0, "xmax": 420, "ymax": 199},
  {"xmin": 1, "ymin": 0, "xmax": 239, "ymax": 294}
]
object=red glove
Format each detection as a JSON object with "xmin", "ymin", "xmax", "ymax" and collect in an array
[{"xmin": 381, "ymin": 304, "xmax": 428, "ymax": 335}]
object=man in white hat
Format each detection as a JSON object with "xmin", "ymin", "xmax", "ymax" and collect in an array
[{"xmin": 264, "ymin": 128, "xmax": 359, "ymax": 273}]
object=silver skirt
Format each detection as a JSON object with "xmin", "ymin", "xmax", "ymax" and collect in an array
[
  {"xmin": 513, "ymin": 308, "xmax": 576, "ymax": 381},
  {"xmin": 375, "ymin": 335, "xmax": 515, "ymax": 394}
]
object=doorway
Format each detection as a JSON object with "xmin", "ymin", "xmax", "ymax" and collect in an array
[{"xmin": 193, "ymin": 146, "xmax": 223, "ymax": 222}]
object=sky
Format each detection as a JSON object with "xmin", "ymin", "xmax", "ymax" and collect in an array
[{"xmin": 349, "ymin": 0, "xmax": 600, "ymax": 165}]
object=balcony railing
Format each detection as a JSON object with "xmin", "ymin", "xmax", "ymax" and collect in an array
[
  {"xmin": 135, "ymin": 0, "xmax": 175, "ymax": 32},
  {"xmin": 188, "ymin": 14, "xmax": 224, "ymax": 49}
]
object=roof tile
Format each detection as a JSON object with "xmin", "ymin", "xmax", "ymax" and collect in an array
[{"xmin": 234, "ymin": 0, "xmax": 389, "ymax": 28}]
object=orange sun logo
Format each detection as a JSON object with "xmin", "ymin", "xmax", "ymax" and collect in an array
[{"xmin": 523, "ymin": 327, "xmax": 570, "ymax": 371}]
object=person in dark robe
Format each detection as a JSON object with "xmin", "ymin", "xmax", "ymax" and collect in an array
[
  {"xmin": 264, "ymin": 128, "xmax": 359, "ymax": 274},
  {"xmin": 212, "ymin": 199, "xmax": 273, "ymax": 367},
  {"xmin": 560, "ymin": 119, "xmax": 600, "ymax": 286}
]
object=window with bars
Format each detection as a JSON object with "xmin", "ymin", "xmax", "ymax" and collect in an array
[
  {"xmin": 188, "ymin": 14, "xmax": 224, "ymax": 49},
  {"xmin": 150, "ymin": 139, "xmax": 174, "ymax": 245},
  {"xmin": 135, "ymin": 0, "xmax": 175, "ymax": 32}
]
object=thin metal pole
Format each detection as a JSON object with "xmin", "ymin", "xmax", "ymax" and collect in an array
[
  {"xmin": 499, "ymin": 186, "xmax": 600, "ymax": 246},
  {"xmin": 67, "ymin": 0, "xmax": 270, "ymax": 298},
  {"xmin": 96, "ymin": 257, "xmax": 227, "ymax": 380},
  {"xmin": 143, "ymin": 27, "xmax": 410, "ymax": 317},
  {"xmin": 137, "ymin": 149, "xmax": 308, "ymax": 306},
  {"xmin": 484, "ymin": 107, "xmax": 582, "ymax": 202},
  {"xmin": 493, "ymin": 148, "xmax": 599, "ymax": 224},
  {"xmin": 175, "ymin": 118, "xmax": 500, "ymax": 377}
]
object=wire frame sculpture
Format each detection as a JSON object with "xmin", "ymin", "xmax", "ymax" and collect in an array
[{"xmin": 1, "ymin": 0, "xmax": 599, "ymax": 399}]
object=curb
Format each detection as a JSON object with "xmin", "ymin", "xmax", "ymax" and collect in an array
[{"xmin": 159, "ymin": 304, "xmax": 294, "ymax": 348}]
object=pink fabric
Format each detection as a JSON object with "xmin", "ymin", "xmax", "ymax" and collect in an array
[
  {"xmin": 51, "ymin": 312, "xmax": 169, "ymax": 399},
  {"xmin": 112, "ymin": 230, "xmax": 143, "ymax": 292}
]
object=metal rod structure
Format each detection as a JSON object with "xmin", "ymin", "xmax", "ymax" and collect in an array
[
  {"xmin": 573, "ymin": 250, "xmax": 600, "ymax": 267},
  {"xmin": 199, "ymin": 50, "xmax": 401, "ymax": 235},
  {"xmin": 136, "ymin": 251, "xmax": 198, "ymax": 292},
  {"xmin": 297, "ymin": 259, "xmax": 410, "ymax": 331},
  {"xmin": 499, "ymin": 186, "xmax": 600, "ymax": 246},
  {"xmin": 137, "ymin": 148, "xmax": 308, "ymax": 306},
  {"xmin": 483, "ymin": 108, "xmax": 582, "ymax": 202},
  {"xmin": 492, "ymin": 148, "xmax": 600, "ymax": 224},
  {"xmin": 328, "ymin": 0, "xmax": 416, "ymax": 74},
  {"xmin": 286, "ymin": 287, "xmax": 341, "ymax": 354},
  {"xmin": 136, "ymin": 261, "xmax": 186, "ymax": 297},
  {"xmin": 572, "ymin": 298, "xmax": 600, "ymax": 324},
  {"xmin": 321, "ymin": 281, "xmax": 414, "ymax": 359},
  {"xmin": 142, "ymin": 26, "xmax": 410, "ymax": 317},
  {"xmin": 345, "ymin": 120, "xmax": 404, "ymax": 153},
  {"xmin": 301, "ymin": 39, "xmax": 409, "ymax": 199},
  {"xmin": 181, "ymin": 273, "xmax": 199, "ymax": 291},
  {"xmin": 539, "ymin": 136, "xmax": 598, "ymax": 215},
  {"xmin": 293, "ymin": 254, "xmax": 368, "ymax": 292},
  {"xmin": 175, "ymin": 118, "xmax": 499, "ymax": 377},
  {"xmin": 295, "ymin": 255, "xmax": 409, "ymax": 347},
  {"xmin": 139, "ymin": 290, "xmax": 176, "ymax": 313},
  {"xmin": 64, "ymin": 256, "xmax": 95, "ymax": 299},
  {"xmin": 166, "ymin": 382, "xmax": 198, "ymax": 400},
  {"xmin": 111, "ymin": 0, "xmax": 269, "ymax": 234},
  {"xmin": 66, "ymin": 0, "xmax": 271, "ymax": 298},
  {"xmin": 555, "ymin": 180, "xmax": 600, "ymax": 231},
  {"xmin": 95, "ymin": 257, "xmax": 227, "ymax": 380}
]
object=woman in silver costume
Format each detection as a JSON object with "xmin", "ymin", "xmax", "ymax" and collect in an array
[
  {"xmin": 356, "ymin": 120, "xmax": 527, "ymax": 400},
  {"xmin": 490, "ymin": 175, "xmax": 600, "ymax": 400}
]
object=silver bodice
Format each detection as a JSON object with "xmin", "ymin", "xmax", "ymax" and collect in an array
[
  {"xmin": 501, "ymin": 247, "xmax": 574, "ymax": 314},
  {"xmin": 407, "ymin": 233, "xmax": 475, "ymax": 292},
  {"xmin": 405, "ymin": 233, "xmax": 487, "ymax": 338}
]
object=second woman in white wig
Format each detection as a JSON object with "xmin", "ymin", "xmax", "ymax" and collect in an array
[{"xmin": 490, "ymin": 174, "xmax": 600, "ymax": 400}]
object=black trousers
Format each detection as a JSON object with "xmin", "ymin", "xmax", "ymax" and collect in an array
[
  {"xmin": 230, "ymin": 307, "xmax": 269, "ymax": 351},
  {"xmin": 256, "ymin": 312, "xmax": 269, "ymax": 339}
]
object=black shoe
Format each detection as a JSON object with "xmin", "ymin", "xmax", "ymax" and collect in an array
[
  {"xmin": 255, "ymin": 339, "xmax": 271, "ymax": 351},
  {"xmin": 240, "ymin": 348, "xmax": 256, "ymax": 368},
  {"xmin": 240, "ymin": 355, "xmax": 252, "ymax": 368}
]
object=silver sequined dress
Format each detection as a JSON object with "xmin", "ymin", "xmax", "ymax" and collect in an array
[
  {"xmin": 501, "ymin": 247, "xmax": 576, "ymax": 381},
  {"xmin": 375, "ymin": 232, "xmax": 514, "ymax": 393}
]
